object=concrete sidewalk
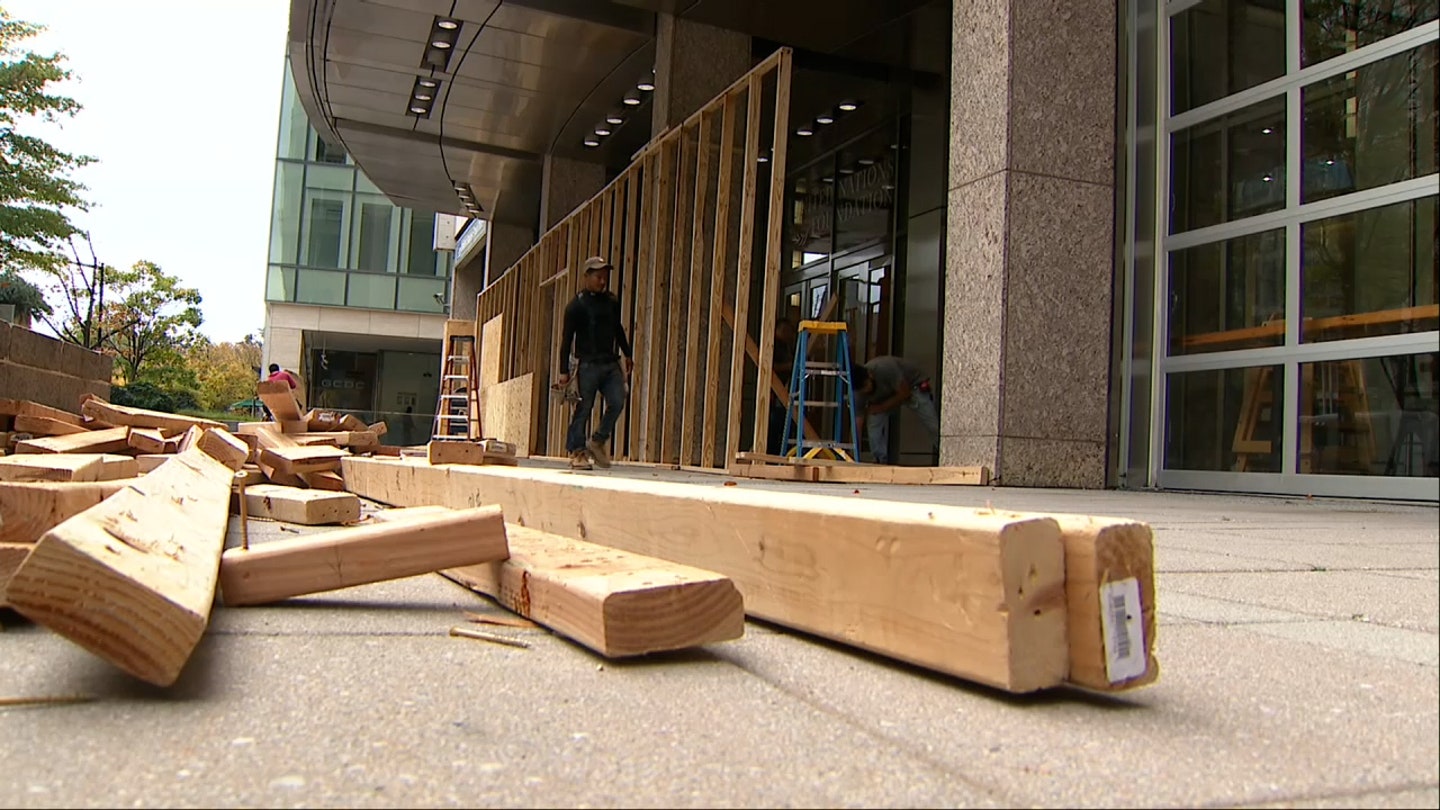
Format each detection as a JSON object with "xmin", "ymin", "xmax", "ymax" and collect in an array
[{"xmin": 1, "ymin": 475, "xmax": 1435, "ymax": 808}]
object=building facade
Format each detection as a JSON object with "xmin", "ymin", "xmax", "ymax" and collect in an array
[
  {"xmin": 262, "ymin": 59, "xmax": 460, "ymax": 445},
  {"xmin": 282, "ymin": 0, "xmax": 1437, "ymax": 500}
]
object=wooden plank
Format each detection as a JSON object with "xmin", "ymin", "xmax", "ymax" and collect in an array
[
  {"xmin": 0, "ymin": 478, "xmax": 136, "ymax": 544},
  {"xmin": 616, "ymin": 171, "xmax": 639, "ymax": 458},
  {"xmin": 300, "ymin": 470, "xmax": 347, "ymax": 491},
  {"xmin": 218, "ymin": 505, "xmax": 509, "ymax": 607},
  {"xmin": 1054, "ymin": 515, "xmax": 1159, "ymax": 692},
  {"xmin": 13, "ymin": 415, "xmax": 86, "ymax": 436},
  {"xmin": 0, "ymin": 398, "xmax": 84, "ymax": 426},
  {"xmin": 427, "ymin": 440, "xmax": 518, "ymax": 467},
  {"xmin": 725, "ymin": 77, "xmax": 764, "ymax": 467},
  {"xmin": 341, "ymin": 457, "xmax": 1070, "ymax": 693},
  {"xmin": 258, "ymin": 445, "xmax": 346, "ymax": 476},
  {"xmin": 197, "ymin": 428, "xmax": 249, "ymax": 472},
  {"xmin": 731, "ymin": 454, "xmax": 992, "ymax": 485},
  {"xmin": 135, "ymin": 454, "xmax": 171, "ymax": 473},
  {"xmin": 0, "ymin": 541, "xmax": 31, "ymax": 607},
  {"xmin": 0, "ymin": 454, "xmax": 104, "ymax": 482},
  {"xmin": 631, "ymin": 154, "xmax": 658, "ymax": 461},
  {"xmin": 6, "ymin": 446, "xmax": 235, "ymax": 686},
  {"xmin": 14, "ymin": 426, "xmax": 129, "ymax": 455},
  {"xmin": 257, "ymin": 380, "xmax": 303, "ymax": 422},
  {"xmin": 752, "ymin": 51, "xmax": 792, "ymax": 453},
  {"xmin": 80, "ymin": 395, "xmax": 225, "ymax": 433},
  {"xmin": 126, "ymin": 426, "xmax": 172, "ymax": 455},
  {"xmin": 236, "ymin": 484, "xmax": 360, "ymax": 525},
  {"xmin": 661, "ymin": 126, "xmax": 696, "ymax": 464},
  {"xmin": 701, "ymin": 92, "xmax": 738, "ymax": 469},
  {"xmin": 643, "ymin": 140, "xmax": 676, "ymax": 461},
  {"xmin": 679, "ymin": 113, "xmax": 712, "ymax": 466},
  {"xmin": 441, "ymin": 522, "xmax": 744, "ymax": 657}
]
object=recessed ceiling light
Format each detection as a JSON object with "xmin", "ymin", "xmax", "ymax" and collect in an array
[
  {"xmin": 758, "ymin": 155, "xmax": 769, "ymax": 163},
  {"xmin": 414, "ymin": 93, "xmax": 432, "ymax": 101},
  {"xmin": 584, "ymin": 136, "xmax": 601, "ymax": 147},
  {"xmin": 605, "ymin": 113, "xmax": 624, "ymax": 125},
  {"xmin": 437, "ymin": 19, "xmax": 459, "ymax": 29},
  {"xmin": 623, "ymin": 93, "xmax": 641, "ymax": 106},
  {"xmin": 857, "ymin": 158, "xmax": 875, "ymax": 166},
  {"xmin": 595, "ymin": 126, "xmax": 612, "ymax": 136},
  {"xmin": 796, "ymin": 126, "xmax": 814, "ymax": 136},
  {"xmin": 838, "ymin": 100, "xmax": 859, "ymax": 112},
  {"xmin": 838, "ymin": 167, "xmax": 854, "ymax": 175},
  {"xmin": 1262, "ymin": 127, "xmax": 1274, "ymax": 134},
  {"xmin": 431, "ymin": 39, "xmax": 452, "ymax": 49},
  {"xmin": 418, "ymin": 78, "xmax": 438, "ymax": 88},
  {"xmin": 410, "ymin": 105, "xmax": 429, "ymax": 114},
  {"xmin": 816, "ymin": 114, "xmax": 835, "ymax": 125},
  {"xmin": 637, "ymin": 80, "xmax": 656, "ymax": 92},
  {"xmin": 821, "ymin": 176, "xmax": 834, "ymax": 183}
]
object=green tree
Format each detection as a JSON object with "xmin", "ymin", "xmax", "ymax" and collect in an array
[
  {"xmin": 187, "ymin": 333, "xmax": 263, "ymax": 412},
  {"xmin": 34, "ymin": 234, "xmax": 125, "ymax": 350},
  {"xmin": 102, "ymin": 260, "xmax": 203, "ymax": 385},
  {"xmin": 0, "ymin": 7, "xmax": 93, "ymax": 274},
  {"xmin": 0, "ymin": 266, "xmax": 49, "ymax": 324}
]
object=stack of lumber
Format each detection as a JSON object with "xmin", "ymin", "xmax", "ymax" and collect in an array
[
  {"xmin": 730, "ymin": 452, "xmax": 991, "ymax": 485},
  {"xmin": 424, "ymin": 438, "xmax": 518, "ymax": 467}
]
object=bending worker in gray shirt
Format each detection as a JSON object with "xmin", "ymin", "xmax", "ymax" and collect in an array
[{"xmin": 852, "ymin": 355, "xmax": 940, "ymax": 465}]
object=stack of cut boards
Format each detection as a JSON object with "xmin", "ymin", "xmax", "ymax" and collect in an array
[{"xmin": 730, "ymin": 452, "xmax": 991, "ymax": 486}]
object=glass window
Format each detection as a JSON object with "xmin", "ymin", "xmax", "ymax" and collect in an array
[
  {"xmin": 306, "ymin": 164, "xmax": 354, "ymax": 192},
  {"xmin": 268, "ymin": 162, "xmax": 304, "ymax": 264},
  {"xmin": 1301, "ymin": 195, "xmax": 1438, "ymax": 342},
  {"xmin": 295, "ymin": 268, "xmax": 346, "ymax": 306},
  {"xmin": 406, "ymin": 211, "xmax": 438, "ymax": 275},
  {"xmin": 1302, "ymin": 0, "xmax": 1439, "ymax": 66},
  {"xmin": 1299, "ymin": 352, "xmax": 1439, "ymax": 476},
  {"xmin": 1168, "ymin": 229, "xmax": 1287, "ymax": 355},
  {"xmin": 1171, "ymin": 0, "xmax": 1287, "ymax": 114},
  {"xmin": 313, "ymin": 131, "xmax": 348, "ymax": 164},
  {"xmin": 265, "ymin": 265, "xmax": 296, "ymax": 302},
  {"xmin": 1302, "ymin": 43, "xmax": 1438, "ymax": 203},
  {"xmin": 833, "ymin": 132, "xmax": 898, "ymax": 256},
  {"xmin": 276, "ymin": 64, "xmax": 308, "ymax": 160},
  {"xmin": 304, "ymin": 196, "xmax": 346, "ymax": 269},
  {"xmin": 347, "ymin": 271, "xmax": 397, "ymax": 309},
  {"xmin": 397, "ymin": 276, "xmax": 446, "ymax": 312},
  {"xmin": 1171, "ymin": 96, "xmax": 1287, "ymax": 233},
  {"xmin": 354, "ymin": 201, "xmax": 394, "ymax": 272},
  {"xmin": 1166, "ymin": 364, "xmax": 1284, "ymax": 472}
]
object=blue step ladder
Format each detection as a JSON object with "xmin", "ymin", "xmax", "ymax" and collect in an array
[{"xmin": 781, "ymin": 320, "xmax": 860, "ymax": 462}]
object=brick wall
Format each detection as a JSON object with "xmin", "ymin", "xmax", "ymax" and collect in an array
[{"xmin": 0, "ymin": 321, "xmax": 113, "ymax": 413}]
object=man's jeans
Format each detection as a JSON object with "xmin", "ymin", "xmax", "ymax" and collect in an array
[
  {"xmin": 866, "ymin": 389, "xmax": 940, "ymax": 465},
  {"xmin": 567, "ymin": 360, "xmax": 627, "ymax": 454}
]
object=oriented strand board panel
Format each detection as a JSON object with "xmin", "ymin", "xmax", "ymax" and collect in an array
[
  {"xmin": 237, "ymin": 484, "xmax": 360, "ymax": 525},
  {"xmin": 483, "ymin": 374, "xmax": 533, "ymax": 457},
  {"xmin": 444, "ymin": 523, "xmax": 744, "ymax": 657},
  {"xmin": 5, "ymin": 447, "xmax": 235, "ymax": 686},
  {"xmin": 479, "ymin": 316, "xmax": 503, "ymax": 391},
  {"xmin": 341, "ymin": 457, "xmax": 1069, "ymax": 693}
]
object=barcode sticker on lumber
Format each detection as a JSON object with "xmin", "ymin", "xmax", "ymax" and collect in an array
[{"xmin": 1099, "ymin": 577, "xmax": 1145, "ymax": 683}]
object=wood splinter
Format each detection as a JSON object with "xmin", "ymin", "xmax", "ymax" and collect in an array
[{"xmin": 449, "ymin": 625, "xmax": 530, "ymax": 649}]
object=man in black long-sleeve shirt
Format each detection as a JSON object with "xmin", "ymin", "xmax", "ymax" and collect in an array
[{"xmin": 557, "ymin": 256, "xmax": 634, "ymax": 469}]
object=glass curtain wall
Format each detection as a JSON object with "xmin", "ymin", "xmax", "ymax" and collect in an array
[
  {"xmin": 1125, "ymin": 0, "xmax": 1438, "ymax": 499},
  {"xmin": 265, "ymin": 62, "xmax": 451, "ymax": 314}
]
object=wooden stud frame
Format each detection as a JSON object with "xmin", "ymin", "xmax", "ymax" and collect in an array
[{"xmin": 468, "ymin": 48, "xmax": 795, "ymax": 469}]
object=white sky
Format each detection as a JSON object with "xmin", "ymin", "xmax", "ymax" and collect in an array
[{"xmin": 6, "ymin": 0, "xmax": 290, "ymax": 343}]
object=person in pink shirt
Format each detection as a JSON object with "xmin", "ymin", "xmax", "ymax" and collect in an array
[{"xmin": 266, "ymin": 363, "xmax": 299, "ymax": 389}]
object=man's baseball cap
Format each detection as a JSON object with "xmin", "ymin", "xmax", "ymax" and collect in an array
[{"xmin": 583, "ymin": 256, "xmax": 613, "ymax": 274}]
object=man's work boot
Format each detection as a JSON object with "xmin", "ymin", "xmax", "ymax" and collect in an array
[
  {"xmin": 586, "ymin": 439, "xmax": 612, "ymax": 469},
  {"xmin": 569, "ymin": 449, "xmax": 592, "ymax": 470}
]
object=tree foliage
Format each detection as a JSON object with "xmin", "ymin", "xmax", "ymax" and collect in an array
[
  {"xmin": 103, "ymin": 260, "xmax": 204, "ymax": 385},
  {"xmin": 33, "ymin": 235, "xmax": 123, "ymax": 350},
  {"xmin": 0, "ymin": 266, "xmax": 49, "ymax": 320},
  {"xmin": 0, "ymin": 7, "xmax": 93, "ymax": 273},
  {"xmin": 187, "ymin": 333, "xmax": 263, "ymax": 412}
]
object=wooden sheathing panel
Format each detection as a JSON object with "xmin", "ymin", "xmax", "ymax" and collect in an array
[
  {"xmin": 680, "ymin": 111, "xmax": 715, "ymax": 467},
  {"xmin": 701, "ymin": 92, "xmax": 740, "ymax": 468},
  {"xmin": 662, "ymin": 125, "xmax": 697, "ymax": 465},
  {"xmin": 752, "ymin": 51, "xmax": 793, "ymax": 454},
  {"xmin": 726, "ymin": 77, "xmax": 765, "ymax": 467}
]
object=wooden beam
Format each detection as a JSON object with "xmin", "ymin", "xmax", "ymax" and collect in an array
[
  {"xmin": 661, "ymin": 125, "xmax": 696, "ymax": 464},
  {"xmin": 730, "ymin": 456, "xmax": 991, "ymax": 486},
  {"xmin": 721, "ymin": 304, "xmax": 819, "ymax": 441},
  {"xmin": 1056, "ymin": 515, "xmax": 1159, "ymax": 692},
  {"xmin": 5, "ymin": 446, "xmax": 235, "ymax": 686},
  {"xmin": 751, "ymin": 49, "xmax": 792, "ymax": 454},
  {"xmin": 725, "ymin": 77, "xmax": 764, "ymax": 466},
  {"xmin": 0, "ymin": 453, "xmax": 136, "ymax": 482},
  {"xmin": 127, "ymin": 426, "xmax": 174, "ymax": 455},
  {"xmin": 257, "ymin": 380, "xmax": 303, "ymax": 423},
  {"xmin": 197, "ymin": 428, "xmax": 249, "ymax": 472},
  {"xmin": 0, "ymin": 479, "xmax": 135, "ymax": 544},
  {"xmin": 0, "ymin": 398, "xmax": 84, "ymax": 426},
  {"xmin": 14, "ymin": 426, "xmax": 129, "ymax": 455},
  {"xmin": 679, "ymin": 112, "xmax": 712, "ymax": 467},
  {"xmin": 700, "ymin": 92, "xmax": 738, "ymax": 469},
  {"xmin": 442, "ymin": 521, "xmax": 744, "ymax": 657},
  {"xmin": 80, "ymin": 395, "xmax": 225, "ymax": 433},
  {"xmin": 218, "ymin": 505, "xmax": 509, "ymax": 607},
  {"xmin": 0, "ymin": 541, "xmax": 31, "ymax": 607},
  {"xmin": 258, "ymin": 446, "xmax": 345, "ymax": 476},
  {"xmin": 135, "ymin": 454, "xmax": 170, "ymax": 473},
  {"xmin": 300, "ymin": 470, "xmax": 347, "ymax": 491},
  {"xmin": 341, "ymin": 458, "xmax": 1070, "ymax": 693},
  {"xmin": 13, "ymin": 415, "xmax": 86, "ymax": 436},
  {"xmin": 235, "ymin": 484, "xmax": 360, "ymax": 525}
]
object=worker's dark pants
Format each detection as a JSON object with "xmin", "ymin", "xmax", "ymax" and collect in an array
[{"xmin": 566, "ymin": 360, "xmax": 627, "ymax": 454}]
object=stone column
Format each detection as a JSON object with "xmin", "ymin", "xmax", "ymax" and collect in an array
[
  {"xmin": 451, "ymin": 252, "xmax": 484, "ymax": 323},
  {"xmin": 540, "ymin": 155, "xmax": 606, "ymax": 232},
  {"xmin": 651, "ymin": 15, "xmax": 751, "ymax": 138},
  {"xmin": 482, "ymin": 221, "xmax": 536, "ymax": 288},
  {"xmin": 940, "ymin": 0, "xmax": 1117, "ymax": 488}
]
